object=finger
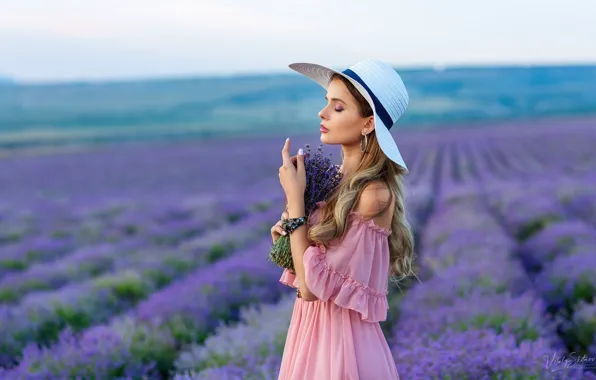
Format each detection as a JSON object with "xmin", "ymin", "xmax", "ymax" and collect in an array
[
  {"xmin": 281, "ymin": 138, "xmax": 291, "ymax": 167},
  {"xmin": 296, "ymin": 148, "xmax": 305, "ymax": 177},
  {"xmin": 290, "ymin": 155, "xmax": 297, "ymax": 168},
  {"xmin": 276, "ymin": 226, "xmax": 287, "ymax": 235},
  {"xmin": 282, "ymin": 211, "xmax": 289, "ymax": 219}
]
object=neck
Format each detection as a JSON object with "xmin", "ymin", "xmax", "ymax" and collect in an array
[{"xmin": 339, "ymin": 147, "xmax": 364, "ymax": 180}]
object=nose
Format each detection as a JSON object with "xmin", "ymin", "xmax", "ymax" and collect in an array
[{"xmin": 318, "ymin": 106, "xmax": 329, "ymax": 120}]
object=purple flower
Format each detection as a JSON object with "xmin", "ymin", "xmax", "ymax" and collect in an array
[
  {"xmin": 535, "ymin": 251, "xmax": 596, "ymax": 309},
  {"xmin": 4, "ymin": 326, "xmax": 156, "ymax": 379},
  {"xmin": 397, "ymin": 288, "xmax": 558, "ymax": 344},
  {"xmin": 301, "ymin": 144, "xmax": 343, "ymax": 216},
  {"xmin": 392, "ymin": 328, "xmax": 591, "ymax": 379},
  {"xmin": 501, "ymin": 195, "xmax": 567, "ymax": 241},
  {"xmin": 560, "ymin": 187, "xmax": 596, "ymax": 225},
  {"xmin": 520, "ymin": 220, "xmax": 596, "ymax": 271}
]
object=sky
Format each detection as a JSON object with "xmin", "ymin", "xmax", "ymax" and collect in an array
[{"xmin": 1, "ymin": 0, "xmax": 595, "ymax": 83}]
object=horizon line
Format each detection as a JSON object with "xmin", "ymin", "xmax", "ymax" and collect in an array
[{"xmin": 3, "ymin": 60, "xmax": 596, "ymax": 87}]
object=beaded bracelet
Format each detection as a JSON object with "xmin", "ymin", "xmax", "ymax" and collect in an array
[{"xmin": 282, "ymin": 216, "xmax": 307, "ymax": 234}]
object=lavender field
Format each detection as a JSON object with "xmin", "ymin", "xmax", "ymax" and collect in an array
[{"xmin": 1, "ymin": 116, "xmax": 596, "ymax": 379}]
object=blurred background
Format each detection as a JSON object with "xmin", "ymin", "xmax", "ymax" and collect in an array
[{"xmin": 1, "ymin": 1, "xmax": 596, "ymax": 379}]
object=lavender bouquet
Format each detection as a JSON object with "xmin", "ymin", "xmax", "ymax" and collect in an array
[{"xmin": 268, "ymin": 144, "xmax": 343, "ymax": 273}]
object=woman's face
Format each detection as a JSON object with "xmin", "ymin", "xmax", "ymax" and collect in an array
[{"xmin": 318, "ymin": 78, "xmax": 372, "ymax": 145}]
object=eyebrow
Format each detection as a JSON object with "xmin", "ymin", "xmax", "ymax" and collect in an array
[{"xmin": 325, "ymin": 95, "xmax": 346, "ymax": 104}]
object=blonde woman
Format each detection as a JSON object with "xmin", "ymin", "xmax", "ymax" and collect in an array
[{"xmin": 274, "ymin": 60, "xmax": 416, "ymax": 380}]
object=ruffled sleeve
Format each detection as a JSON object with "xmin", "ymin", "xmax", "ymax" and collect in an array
[{"xmin": 279, "ymin": 201, "xmax": 392, "ymax": 323}]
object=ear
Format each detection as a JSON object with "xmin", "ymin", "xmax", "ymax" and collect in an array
[{"xmin": 365, "ymin": 117, "xmax": 375, "ymax": 133}]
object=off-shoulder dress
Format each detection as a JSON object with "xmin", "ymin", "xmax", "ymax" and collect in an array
[{"xmin": 278, "ymin": 200, "xmax": 399, "ymax": 380}]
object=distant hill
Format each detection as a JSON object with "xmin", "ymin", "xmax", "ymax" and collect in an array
[{"xmin": 1, "ymin": 65, "xmax": 596, "ymax": 151}]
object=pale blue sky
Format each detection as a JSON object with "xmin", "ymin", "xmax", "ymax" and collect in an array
[{"xmin": 1, "ymin": 0, "xmax": 595, "ymax": 82}]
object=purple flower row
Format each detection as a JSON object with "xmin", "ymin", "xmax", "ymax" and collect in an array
[
  {"xmin": 493, "ymin": 182, "xmax": 596, "ymax": 371},
  {"xmin": 519, "ymin": 220, "xmax": 596, "ymax": 273},
  {"xmin": 534, "ymin": 247, "xmax": 596, "ymax": 309},
  {"xmin": 2, "ymin": 236, "xmax": 290, "ymax": 378},
  {"xmin": 0, "ymin": 240, "xmax": 144, "ymax": 303},
  {"xmin": 0, "ymin": 206, "xmax": 281, "ymax": 368},
  {"xmin": 0, "ymin": 235, "xmax": 78, "ymax": 277},
  {"xmin": 489, "ymin": 181, "xmax": 596, "ymax": 356},
  {"xmin": 0, "ymin": 190, "xmax": 285, "ymax": 305},
  {"xmin": 0, "ymin": 185, "xmax": 280, "ymax": 274},
  {"xmin": 391, "ymin": 191, "xmax": 592, "ymax": 379},
  {"xmin": 173, "ymin": 294, "xmax": 295, "ymax": 376}
]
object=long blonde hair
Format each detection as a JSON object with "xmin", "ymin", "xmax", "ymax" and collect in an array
[{"xmin": 307, "ymin": 73, "xmax": 417, "ymax": 286}]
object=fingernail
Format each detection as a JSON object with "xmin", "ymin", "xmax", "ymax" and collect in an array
[
  {"xmin": 298, "ymin": 148, "xmax": 303, "ymax": 156},
  {"xmin": 283, "ymin": 231, "xmax": 287, "ymax": 235}
]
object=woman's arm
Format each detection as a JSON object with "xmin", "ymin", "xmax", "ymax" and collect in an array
[{"xmin": 287, "ymin": 197, "xmax": 318, "ymax": 301}]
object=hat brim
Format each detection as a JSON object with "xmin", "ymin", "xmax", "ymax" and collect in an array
[{"xmin": 288, "ymin": 62, "xmax": 408, "ymax": 173}]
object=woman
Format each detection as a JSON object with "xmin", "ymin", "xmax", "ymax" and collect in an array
[{"xmin": 273, "ymin": 59, "xmax": 416, "ymax": 380}]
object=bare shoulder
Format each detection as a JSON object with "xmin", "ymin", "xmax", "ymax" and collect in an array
[{"xmin": 354, "ymin": 181, "xmax": 394, "ymax": 229}]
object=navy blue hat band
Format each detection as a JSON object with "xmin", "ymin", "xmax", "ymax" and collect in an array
[{"xmin": 342, "ymin": 68, "xmax": 394, "ymax": 130}]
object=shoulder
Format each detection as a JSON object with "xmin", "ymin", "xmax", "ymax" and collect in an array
[{"xmin": 354, "ymin": 181, "xmax": 393, "ymax": 219}]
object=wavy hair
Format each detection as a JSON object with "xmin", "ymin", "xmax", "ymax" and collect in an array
[{"xmin": 307, "ymin": 73, "xmax": 417, "ymax": 286}]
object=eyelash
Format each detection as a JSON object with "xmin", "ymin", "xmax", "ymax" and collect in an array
[{"xmin": 325, "ymin": 98, "xmax": 344, "ymax": 112}]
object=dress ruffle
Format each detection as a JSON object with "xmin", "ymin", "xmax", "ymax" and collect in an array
[
  {"xmin": 348, "ymin": 211, "xmax": 392, "ymax": 236},
  {"xmin": 303, "ymin": 246, "xmax": 389, "ymax": 322},
  {"xmin": 317, "ymin": 200, "xmax": 392, "ymax": 236},
  {"xmin": 279, "ymin": 268, "xmax": 299, "ymax": 289}
]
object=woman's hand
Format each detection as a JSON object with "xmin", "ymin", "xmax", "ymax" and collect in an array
[
  {"xmin": 270, "ymin": 209, "xmax": 290, "ymax": 244},
  {"xmin": 279, "ymin": 138, "xmax": 306, "ymax": 202}
]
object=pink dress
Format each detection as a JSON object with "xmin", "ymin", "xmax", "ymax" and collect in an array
[{"xmin": 278, "ymin": 201, "xmax": 399, "ymax": 380}]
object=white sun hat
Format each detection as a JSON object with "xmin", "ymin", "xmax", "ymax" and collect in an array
[{"xmin": 288, "ymin": 59, "xmax": 409, "ymax": 173}]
